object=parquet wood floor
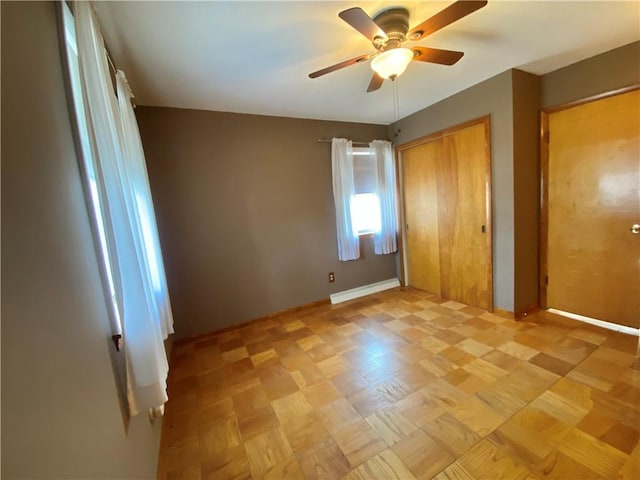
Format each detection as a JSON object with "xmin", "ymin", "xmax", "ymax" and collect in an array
[{"xmin": 158, "ymin": 288, "xmax": 640, "ymax": 479}]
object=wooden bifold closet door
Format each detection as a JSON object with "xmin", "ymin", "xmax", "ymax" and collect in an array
[
  {"xmin": 400, "ymin": 117, "xmax": 492, "ymax": 310},
  {"xmin": 543, "ymin": 88, "xmax": 640, "ymax": 328}
]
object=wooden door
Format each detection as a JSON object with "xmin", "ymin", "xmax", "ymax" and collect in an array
[
  {"xmin": 544, "ymin": 88, "xmax": 640, "ymax": 328},
  {"xmin": 401, "ymin": 118, "xmax": 492, "ymax": 310}
]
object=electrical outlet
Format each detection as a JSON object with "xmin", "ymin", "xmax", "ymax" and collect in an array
[{"xmin": 328, "ymin": 272, "xmax": 335, "ymax": 283}]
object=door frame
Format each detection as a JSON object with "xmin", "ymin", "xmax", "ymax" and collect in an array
[
  {"xmin": 395, "ymin": 115, "xmax": 493, "ymax": 310},
  {"xmin": 539, "ymin": 84, "xmax": 640, "ymax": 308}
]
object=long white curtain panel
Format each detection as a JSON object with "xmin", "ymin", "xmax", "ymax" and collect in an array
[
  {"xmin": 75, "ymin": 2, "xmax": 173, "ymax": 417},
  {"xmin": 370, "ymin": 140, "xmax": 398, "ymax": 255},
  {"xmin": 331, "ymin": 138, "xmax": 360, "ymax": 261}
]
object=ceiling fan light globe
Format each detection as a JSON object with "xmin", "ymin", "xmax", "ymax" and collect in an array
[{"xmin": 371, "ymin": 48, "xmax": 414, "ymax": 79}]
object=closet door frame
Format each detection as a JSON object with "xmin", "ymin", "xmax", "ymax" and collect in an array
[
  {"xmin": 539, "ymin": 84, "xmax": 640, "ymax": 310},
  {"xmin": 395, "ymin": 115, "xmax": 493, "ymax": 310}
]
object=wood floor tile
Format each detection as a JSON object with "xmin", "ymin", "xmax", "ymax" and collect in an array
[
  {"xmin": 543, "ymin": 336, "xmax": 598, "ymax": 365},
  {"xmin": 296, "ymin": 334, "xmax": 325, "ymax": 352},
  {"xmin": 297, "ymin": 437, "xmax": 351, "ymax": 480},
  {"xmin": 159, "ymin": 287, "xmax": 638, "ymax": 480},
  {"xmin": 302, "ymin": 380, "xmax": 342, "ymax": 409},
  {"xmin": 236, "ymin": 409, "xmax": 280, "ymax": 441},
  {"xmin": 449, "ymin": 395, "xmax": 506, "ymax": 437},
  {"xmin": 316, "ymin": 354, "xmax": 349, "ymax": 378},
  {"xmin": 422, "ymin": 412, "xmax": 482, "ymax": 456},
  {"xmin": 457, "ymin": 337, "xmax": 494, "ymax": 357},
  {"xmin": 164, "ymin": 435, "xmax": 200, "ymax": 473},
  {"xmin": 343, "ymin": 449, "xmax": 417, "ymax": 480},
  {"xmin": 529, "ymin": 352, "xmax": 576, "ymax": 376},
  {"xmin": 461, "ymin": 357, "xmax": 509, "ymax": 384},
  {"xmin": 281, "ymin": 412, "xmax": 330, "ymax": 453},
  {"xmin": 250, "ymin": 348, "xmax": 278, "ymax": 366},
  {"xmin": 458, "ymin": 439, "xmax": 531, "ymax": 480},
  {"xmin": 393, "ymin": 364, "xmax": 436, "ymax": 390},
  {"xmin": 392, "ymin": 429, "xmax": 456, "ymax": 480},
  {"xmin": 222, "ymin": 346, "xmax": 249, "ymax": 364},
  {"xmin": 433, "ymin": 461, "xmax": 475, "ymax": 480},
  {"xmin": 317, "ymin": 397, "xmax": 362, "ymax": 434},
  {"xmin": 536, "ymin": 449, "xmax": 607, "ymax": 479},
  {"xmin": 556, "ymin": 428, "xmax": 628, "ymax": 478},
  {"xmin": 231, "ymin": 385, "xmax": 271, "ymax": 418},
  {"xmin": 530, "ymin": 378, "xmax": 594, "ymax": 426},
  {"xmin": 262, "ymin": 373, "xmax": 300, "ymax": 401},
  {"xmin": 271, "ymin": 391, "xmax": 314, "ymax": 425},
  {"xmin": 480, "ymin": 348, "xmax": 522, "ymax": 371},
  {"xmin": 507, "ymin": 405, "xmax": 572, "ymax": 449},
  {"xmin": 444, "ymin": 368, "xmax": 490, "ymax": 394},
  {"xmin": 244, "ymin": 426, "xmax": 293, "ymax": 479},
  {"xmin": 200, "ymin": 445, "xmax": 250, "ymax": 480},
  {"xmin": 365, "ymin": 407, "xmax": 418, "ymax": 447},
  {"xmin": 599, "ymin": 421, "xmax": 640, "ymax": 455},
  {"xmin": 261, "ymin": 456, "xmax": 303, "ymax": 480},
  {"xmin": 333, "ymin": 418, "xmax": 387, "ymax": 467},
  {"xmin": 498, "ymin": 340, "xmax": 540, "ymax": 360},
  {"xmin": 199, "ymin": 415, "xmax": 241, "ymax": 457},
  {"xmin": 419, "ymin": 354, "xmax": 460, "ymax": 377},
  {"xmin": 619, "ymin": 442, "xmax": 640, "ymax": 480},
  {"xmin": 292, "ymin": 364, "xmax": 325, "ymax": 389},
  {"xmin": 440, "ymin": 346, "xmax": 477, "ymax": 367},
  {"xmin": 476, "ymin": 384, "xmax": 529, "ymax": 417}
]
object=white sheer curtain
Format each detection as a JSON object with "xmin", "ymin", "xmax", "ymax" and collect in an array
[
  {"xmin": 332, "ymin": 138, "xmax": 360, "ymax": 261},
  {"xmin": 75, "ymin": 2, "xmax": 173, "ymax": 416},
  {"xmin": 370, "ymin": 140, "xmax": 398, "ymax": 255}
]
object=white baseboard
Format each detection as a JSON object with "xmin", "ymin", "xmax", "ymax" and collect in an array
[
  {"xmin": 547, "ymin": 308, "xmax": 640, "ymax": 337},
  {"xmin": 330, "ymin": 278, "xmax": 401, "ymax": 305}
]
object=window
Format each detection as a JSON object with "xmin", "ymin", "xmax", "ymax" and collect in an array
[
  {"xmin": 62, "ymin": 2, "xmax": 122, "ymax": 336},
  {"xmin": 351, "ymin": 147, "xmax": 381, "ymax": 235},
  {"xmin": 60, "ymin": 1, "xmax": 174, "ymax": 416}
]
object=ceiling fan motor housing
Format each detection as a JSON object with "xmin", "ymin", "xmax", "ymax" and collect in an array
[{"xmin": 373, "ymin": 7, "xmax": 410, "ymax": 48}]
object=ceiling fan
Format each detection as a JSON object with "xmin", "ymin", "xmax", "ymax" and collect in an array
[{"xmin": 309, "ymin": 0, "xmax": 488, "ymax": 92}]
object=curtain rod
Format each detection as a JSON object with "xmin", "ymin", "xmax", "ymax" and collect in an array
[
  {"xmin": 106, "ymin": 49, "xmax": 117, "ymax": 74},
  {"xmin": 317, "ymin": 139, "xmax": 371, "ymax": 146}
]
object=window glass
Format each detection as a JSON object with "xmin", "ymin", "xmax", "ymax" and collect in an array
[
  {"xmin": 351, "ymin": 147, "xmax": 381, "ymax": 235},
  {"xmin": 63, "ymin": 3, "xmax": 122, "ymax": 332},
  {"xmin": 351, "ymin": 192, "xmax": 381, "ymax": 234}
]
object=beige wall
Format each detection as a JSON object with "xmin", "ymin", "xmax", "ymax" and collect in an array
[
  {"xmin": 391, "ymin": 70, "xmax": 516, "ymax": 311},
  {"xmin": 136, "ymin": 107, "xmax": 395, "ymax": 339},
  {"xmin": 1, "ymin": 2, "xmax": 161, "ymax": 478}
]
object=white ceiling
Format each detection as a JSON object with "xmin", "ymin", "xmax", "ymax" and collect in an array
[{"xmin": 94, "ymin": 1, "xmax": 640, "ymax": 125}]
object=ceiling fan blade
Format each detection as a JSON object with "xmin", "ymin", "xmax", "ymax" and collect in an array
[
  {"xmin": 339, "ymin": 7, "xmax": 388, "ymax": 43},
  {"xmin": 411, "ymin": 46, "xmax": 464, "ymax": 65},
  {"xmin": 308, "ymin": 53, "xmax": 372, "ymax": 79},
  {"xmin": 367, "ymin": 73, "xmax": 384, "ymax": 93},
  {"xmin": 408, "ymin": 0, "xmax": 488, "ymax": 41}
]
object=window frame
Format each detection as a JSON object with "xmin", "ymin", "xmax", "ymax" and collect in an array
[{"xmin": 59, "ymin": 2, "xmax": 123, "ymax": 344}]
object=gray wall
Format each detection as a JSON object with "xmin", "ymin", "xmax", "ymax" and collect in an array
[
  {"xmin": 1, "ymin": 2, "xmax": 161, "ymax": 478},
  {"xmin": 136, "ymin": 107, "xmax": 395, "ymax": 339},
  {"xmin": 512, "ymin": 70, "xmax": 541, "ymax": 312},
  {"xmin": 542, "ymin": 41, "xmax": 640, "ymax": 108},
  {"xmin": 391, "ymin": 70, "xmax": 516, "ymax": 311}
]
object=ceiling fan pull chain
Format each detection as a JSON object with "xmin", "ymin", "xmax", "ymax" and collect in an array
[{"xmin": 393, "ymin": 78, "xmax": 400, "ymax": 122}]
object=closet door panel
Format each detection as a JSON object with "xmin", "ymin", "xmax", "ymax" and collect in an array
[
  {"xmin": 439, "ymin": 123, "xmax": 491, "ymax": 309},
  {"xmin": 403, "ymin": 141, "xmax": 442, "ymax": 294},
  {"xmin": 400, "ymin": 118, "xmax": 492, "ymax": 311}
]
